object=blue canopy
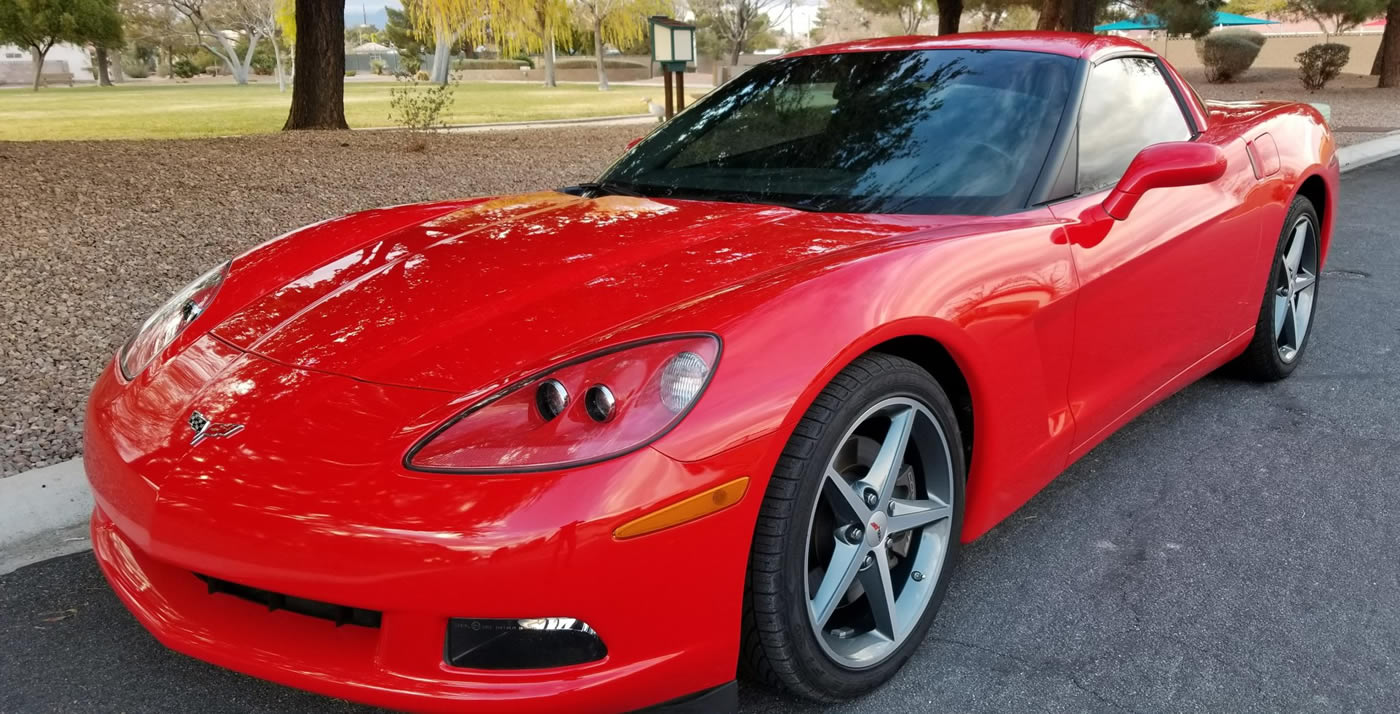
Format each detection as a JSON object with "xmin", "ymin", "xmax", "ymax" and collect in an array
[{"xmin": 1095, "ymin": 12, "xmax": 1279, "ymax": 32}]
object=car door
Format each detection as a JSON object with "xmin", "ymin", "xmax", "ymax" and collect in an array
[{"xmin": 1051, "ymin": 56, "xmax": 1250, "ymax": 455}]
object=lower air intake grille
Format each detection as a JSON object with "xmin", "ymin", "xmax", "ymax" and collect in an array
[{"xmin": 195, "ymin": 573, "xmax": 382, "ymax": 628}]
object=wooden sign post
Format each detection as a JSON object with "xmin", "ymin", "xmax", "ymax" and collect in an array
[{"xmin": 649, "ymin": 16, "xmax": 697, "ymax": 120}]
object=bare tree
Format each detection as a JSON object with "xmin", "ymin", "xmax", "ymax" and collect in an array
[
  {"xmin": 165, "ymin": 0, "xmax": 267, "ymax": 83},
  {"xmin": 692, "ymin": 0, "xmax": 789, "ymax": 66},
  {"xmin": 572, "ymin": 0, "xmax": 662, "ymax": 90},
  {"xmin": 243, "ymin": 0, "xmax": 287, "ymax": 90},
  {"xmin": 853, "ymin": 0, "xmax": 930, "ymax": 32}
]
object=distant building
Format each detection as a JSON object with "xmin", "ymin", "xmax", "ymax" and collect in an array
[{"xmin": 0, "ymin": 43, "xmax": 93, "ymax": 85}]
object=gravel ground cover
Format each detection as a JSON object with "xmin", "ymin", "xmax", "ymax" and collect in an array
[
  {"xmin": 1183, "ymin": 67, "xmax": 1400, "ymax": 147},
  {"xmin": 0, "ymin": 126, "xmax": 639, "ymax": 476}
]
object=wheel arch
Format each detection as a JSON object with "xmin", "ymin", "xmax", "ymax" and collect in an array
[
  {"xmin": 1295, "ymin": 172, "xmax": 1331, "ymax": 260},
  {"xmin": 769, "ymin": 318, "xmax": 987, "ymax": 494},
  {"xmin": 866, "ymin": 335, "xmax": 975, "ymax": 477}
]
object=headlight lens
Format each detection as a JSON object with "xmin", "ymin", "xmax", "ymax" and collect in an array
[
  {"xmin": 407, "ymin": 334, "xmax": 720, "ymax": 472},
  {"xmin": 118, "ymin": 262, "xmax": 228, "ymax": 379}
]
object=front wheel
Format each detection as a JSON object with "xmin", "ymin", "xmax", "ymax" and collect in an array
[{"xmin": 742, "ymin": 353, "xmax": 966, "ymax": 701}]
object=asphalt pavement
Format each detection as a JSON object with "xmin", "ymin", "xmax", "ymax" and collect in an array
[{"xmin": 3, "ymin": 158, "xmax": 1399, "ymax": 714}]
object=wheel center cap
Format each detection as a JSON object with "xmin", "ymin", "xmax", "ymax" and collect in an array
[{"xmin": 866, "ymin": 511, "xmax": 888, "ymax": 547}]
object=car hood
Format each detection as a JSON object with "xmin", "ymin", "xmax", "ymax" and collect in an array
[{"xmin": 211, "ymin": 192, "xmax": 934, "ymax": 393}]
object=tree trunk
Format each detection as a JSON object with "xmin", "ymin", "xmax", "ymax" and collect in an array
[
  {"xmin": 1381, "ymin": 0, "xmax": 1400, "ymax": 88},
  {"xmin": 1373, "ymin": 32, "xmax": 1385, "ymax": 75},
  {"xmin": 1068, "ymin": 0, "xmax": 1096, "ymax": 33},
  {"xmin": 283, "ymin": 0, "xmax": 348, "ymax": 130},
  {"xmin": 938, "ymin": 0, "xmax": 963, "ymax": 34},
  {"xmin": 1037, "ymin": 0, "xmax": 1063, "ymax": 30},
  {"xmin": 96, "ymin": 45, "xmax": 113, "ymax": 86},
  {"xmin": 728, "ymin": 35, "xmax": 742, "ymax": 66},
  {"xmin": 544, "ymin": 28, "xmax": 557, "ymax": 87},
  {"xmin": 274, "ymin": 41, "xmax": 286, "ymax": 92},
  {"xmin": 431, "ymin": 25, "xmax": 453, "ymax": 84},
  {"xmin": 209, "ymin": 31, "xmax": 252, "ymax": 84},
  {"xmin": 30, "ymin": 47, "xmax": 47, "ymax": 91},
  {"xmin": 594, "ymin": 19, "xmax": 608, "ymax": 91}
]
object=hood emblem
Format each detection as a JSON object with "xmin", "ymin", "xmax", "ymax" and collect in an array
[{"xmin": 188, "ymin": 411, "xmax": 244, "ymax": 445}]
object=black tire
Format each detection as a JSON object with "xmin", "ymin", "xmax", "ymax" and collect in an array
[
  {"xmin": 740, "ymin": 352, "xmax": 967, "ymax": 701},
  {"xmin": 1232, "ymin": 195, "xmax": 1322, "ymax": 381}
]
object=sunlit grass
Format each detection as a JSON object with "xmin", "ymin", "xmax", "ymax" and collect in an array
[{"xmin": 0, "ymin": 80, "xmax": 659, "ymax": 141}]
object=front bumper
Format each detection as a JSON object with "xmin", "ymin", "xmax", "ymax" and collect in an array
[
  {"xmin": 90, "ymin": 506, "xmax": 737, "ymax": 712},
  {"xmin": 84, "ymin": 353, "xmax": 762, "ymax": 712}
]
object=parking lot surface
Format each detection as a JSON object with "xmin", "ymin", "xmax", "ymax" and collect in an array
[{"xmin": 3, "ymin": 158, "xmax": 1398, "ymax": 713}]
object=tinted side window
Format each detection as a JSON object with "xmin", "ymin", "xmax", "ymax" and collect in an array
[{"xmin": 1077, "ymin": 57, "xmax": 1192, "ymax": 193}]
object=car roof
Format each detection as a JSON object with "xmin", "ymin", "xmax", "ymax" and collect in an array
[{"xmin": 785, "ymin": 31, "xmax": 1153, "ymax": 62}]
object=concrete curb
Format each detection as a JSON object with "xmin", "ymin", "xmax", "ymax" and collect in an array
[
  {"xmin": 2, "ymin": 132, "xmax": 1398, "ymax": 576},
  {"xmin": 1336, "ymin": 131, "xmax": 1400, "ymax": 173},
  {"xmin": 0, "ymin": 458, "xmax": 92, "ymax": 575}
]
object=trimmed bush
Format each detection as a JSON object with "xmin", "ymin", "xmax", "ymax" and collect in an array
[
  {"xmin": 171, "ymin": 58, "xmax": 199, "ymax": 79},
  {"xmin": 1217, "ymin": 28, "xmax": 1266, "ymax": 48},
  {"xmin": 554, "ymin": 58, "xmax": 647, "ymax": 70},
  {"xmin": 370, "ymin": 57, "xmax": 387, "ymax": 75},
  {"xmin": 1297, "ymin": 43, "xmax": 1350, "ymax": 90},
  {"xmin": 513, "ymin": 53, "xmax": 535, "ymax": 69},
  {"xmin": 1197, "ymin": 31, "xmax": 1264, "ymax": 83},
  {"xmin": 345, "ymin": 69, "xmax": 357, "ymax": 77},
  {"xmin": 415, "ymin": 69, "xmax": 430, "ymax": 81},
  {"xmin": 399, "ymin": 53, "xmax": 421, "ymax": 74},
  {"xmin": 121, "ymin": 57, "xmax": 151, "ymax": 79},
  {"xmin": 250, "ymin": 52, "xmax": 275, "ymax": 75}
]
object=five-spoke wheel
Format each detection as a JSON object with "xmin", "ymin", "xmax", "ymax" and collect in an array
[
  {"xmin": 743, "ymin": 353, "xmax": 966, "ymax": 701},
  {"xmin": 1236, "ymin": 195, "xmax": 1323, "ymax": 380},
  {"xmin": 805, "ymin": 398, "xmax": 954, "ymax": 669},
  {"xmin": 1273, "ymin": 214, "xmax": 1319, "ymax": 363}
]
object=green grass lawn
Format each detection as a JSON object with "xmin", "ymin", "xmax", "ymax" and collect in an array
[{"xmin": 0, "ymin": 80, "xmax": 659, "ymax": 141}]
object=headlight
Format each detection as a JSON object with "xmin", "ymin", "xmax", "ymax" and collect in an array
[
  {"xmin": 406, "ymin": 334, "xmax": 720, "ymax": 472},
  {"xmin": 118, "ymin": 262, "xmax": 229, "ymax": 379}
]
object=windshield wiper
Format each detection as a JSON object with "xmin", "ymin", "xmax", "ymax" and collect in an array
[
  {"xmin": 564, "ymin": 181, "xmax": 649, "ymax": 199},
  {"xmin": 673, "ymin": 189, "xmax": 820, "ymax": 212}
]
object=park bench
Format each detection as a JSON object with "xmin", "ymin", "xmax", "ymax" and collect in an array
[{"xmin": 39, "ymin": 72, "xmax": 74, "ymax": 87}]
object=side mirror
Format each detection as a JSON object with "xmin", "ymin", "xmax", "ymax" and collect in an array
[
  {"xmin": 1103, "ymin": 142, "xmax": 1227, "ymax": 220},
  {"xmin": 626, "ymin": 137, "xmax": 643, "ymax": 151}
]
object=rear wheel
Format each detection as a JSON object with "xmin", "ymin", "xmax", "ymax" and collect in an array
[
  {"xmin": 742, "ymin": 353, "xmax": 966, "ymax": 701},
  {"xmin": 1233, "ymin": 196, "xmax": 1321, "ymax": 381}
]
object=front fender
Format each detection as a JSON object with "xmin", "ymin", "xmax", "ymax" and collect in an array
[{"xmin": 647, "ymin": 208, "xmax": 1080, "ymax": 541}]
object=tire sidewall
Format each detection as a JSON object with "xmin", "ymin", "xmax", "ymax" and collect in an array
[
  {"xmin": 1261, "ymin": 198, "xmax": 1322, "ymax": 377},
  {"xmin": 776, "ymin": 365, "xmax": 967, "ymax": 698}
]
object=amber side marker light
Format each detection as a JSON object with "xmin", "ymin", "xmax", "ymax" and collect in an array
[{"xmin": 613, "ymin": 477, "xmax": 750, "ymax": 540}]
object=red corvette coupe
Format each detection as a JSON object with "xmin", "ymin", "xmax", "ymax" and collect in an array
[{"xmin": 86, "ymin": 32, "xmax": 1336, "ymax": 712}]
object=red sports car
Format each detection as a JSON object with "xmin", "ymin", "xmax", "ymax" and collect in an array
[{"xmin": 86, "ymin": 32, "xmax": 1336, "ymax": 712}]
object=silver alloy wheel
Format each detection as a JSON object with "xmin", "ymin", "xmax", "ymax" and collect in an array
[
  {"xmin": 1274, "ymin": 215, "xmax": 1320, "ymax": 363},
  {"xmin": 803, "ymin": 397, "xmax": 955, "ymax": 669}
]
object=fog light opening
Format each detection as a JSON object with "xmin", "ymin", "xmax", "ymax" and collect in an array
[{"xmin": 446, "ymin": 617, "xmax": 607, "ymax": 670}]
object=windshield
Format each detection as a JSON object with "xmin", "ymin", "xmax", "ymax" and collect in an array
[{"xmin": 598, "ymin": 49, "xmax": 1077, "ymax": 215}]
